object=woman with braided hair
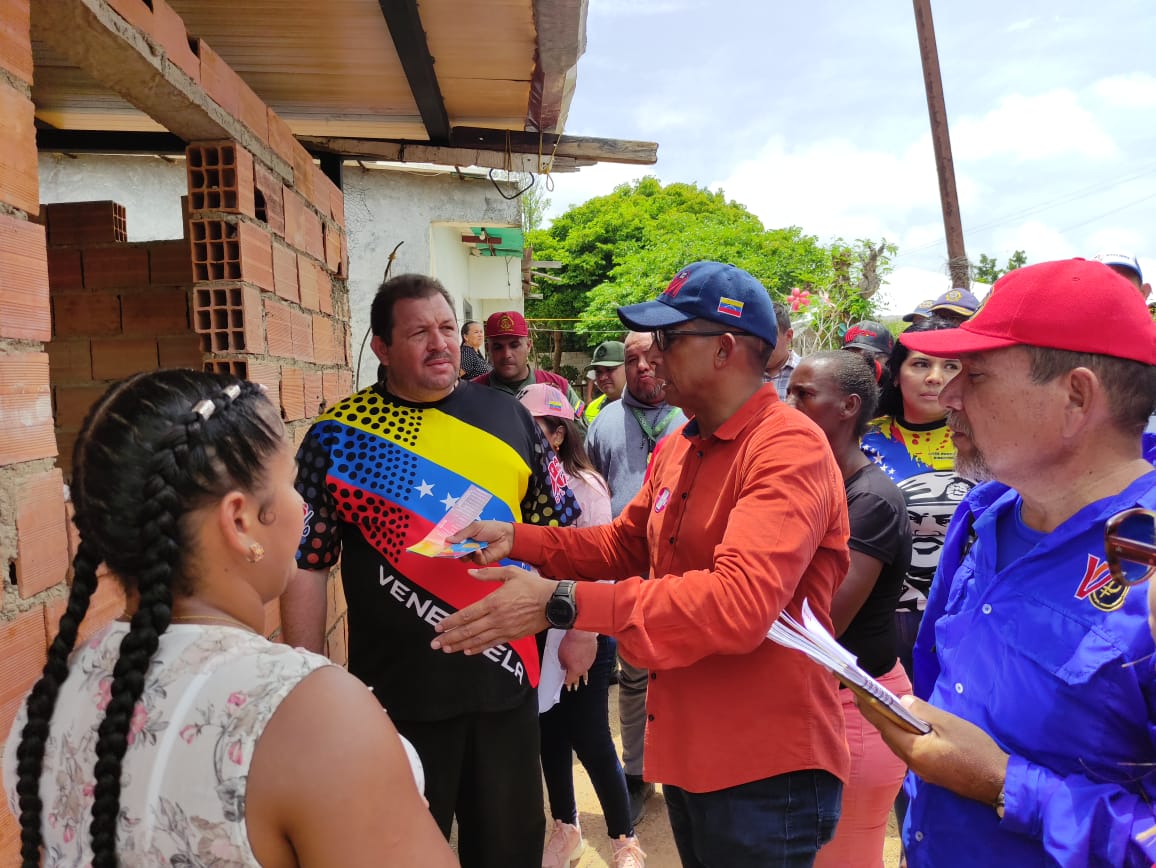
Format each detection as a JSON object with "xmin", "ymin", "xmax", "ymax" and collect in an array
[{"xmin": 2, "ymin": 369, "xmax": 455, "ymax": 867}]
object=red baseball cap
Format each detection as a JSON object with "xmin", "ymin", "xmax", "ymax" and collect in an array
[
  {"xmin": 900, "ymin": 259, "xmax": 1156, "ymax": 365},
  {"xmin": 485, "ymin": 310, "xmax": 529, "ymax": 338}
]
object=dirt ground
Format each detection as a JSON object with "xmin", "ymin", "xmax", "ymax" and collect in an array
[{"xmin": 566, "ymin": 683, "xmax": 903, "ymax": 867}]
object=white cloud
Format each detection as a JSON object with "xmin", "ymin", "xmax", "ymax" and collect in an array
[
  {"xmin": 711, "ymin": 135, "xmax": 959, "ymax": 245},
  {"xmin": 1086, "ymin": 226, "xmax": 1148, "ymax": 258},
  {"xmin": 1092, "ymin": 73, "xmax": 1156, "ymax": 109},
  {"xmin": 990, "ymin": 220, "xmax": 1075, "ymax": 261},
  {"xmin": 876, "ymin": 267, "xmax": 954, "ymax": 317},
  {"xmin": 541, "ymin": 161, "xmax": 653, "ymax": 222},
  {"xmin": 633, "ymin": 103, "xmax": 695, "ymax": 133},
  {"xmin": 1006, "ymin": 18, "xmax": 1036, "ymax": 32},
  {"xmin": 951, "ymin": 90, "xmax": 1117, "ymax": 162},
  {"xmin": 590, "ymin": 0, "xmax": 699, "ymax": 17},
  {"xmin": 898, "ymin": 220, "xmax": 951, "ymax": 257}
]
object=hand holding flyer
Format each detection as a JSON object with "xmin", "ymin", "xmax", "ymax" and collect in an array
[
  {"xmin": 768, "ymin": 599, "xmax": 931, "ymax": 735},
  {"xmin": 408, "ymin": 485, "xmax": 493, "ymax": 558}
]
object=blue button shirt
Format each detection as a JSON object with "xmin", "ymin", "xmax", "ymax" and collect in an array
[{"xmin": 906, "ymin": 467, "xmax": 1156, "ymax": 867}]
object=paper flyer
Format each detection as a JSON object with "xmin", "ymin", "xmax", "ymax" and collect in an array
[
  {"xmin": 767, "ymin": 599, "xmax": 931, "ymax": 735},
  {"xmin": 407, "ymin": 484, "xmax": 493, "ymax": 558}
]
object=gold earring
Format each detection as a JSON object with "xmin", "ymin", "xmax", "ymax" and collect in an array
[{"xmin": 247, "ymin": 542, "xmax": 265, "ymax": 563}]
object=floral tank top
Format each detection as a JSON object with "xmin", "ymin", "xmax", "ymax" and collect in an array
[{"xmin": 3, "ymin": 621, "xmax": 330, "ymax": 866}]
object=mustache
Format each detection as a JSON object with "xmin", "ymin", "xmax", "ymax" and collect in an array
[
  {"xmin": 425, "ymin": 352, "xmax": 453, "ymax": 364},
  {"xmin": 946, "ymin": 411, "xmax": 970, "ymax": 437}
]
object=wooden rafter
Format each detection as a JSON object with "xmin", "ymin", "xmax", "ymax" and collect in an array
[
  {"xmin": 376, "ymin": 0, "xmax": 451, "ymax": 144},
  {"xmin": 301, "ymin": 129, "xmax": 657, "ymax": 167}
]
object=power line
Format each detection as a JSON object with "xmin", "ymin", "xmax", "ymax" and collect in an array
[{"xmin": 893, "ymin": 159, "xmax": 1156, "ymax": 261}]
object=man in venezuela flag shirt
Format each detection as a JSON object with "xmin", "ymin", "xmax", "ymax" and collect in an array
[{"xmin": 294, "ymin": 376, "xmax": 579, "ymax": 866}]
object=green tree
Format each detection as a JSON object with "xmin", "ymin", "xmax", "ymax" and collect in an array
[
  {"xmin": 800, "ymin": 237, "xmax": 899, "ymax": 351},
  {"xmin": 521, "ymin": 182, "xmax": 551, "ymax": 233},
  {"xmin": 527, "ymin": 178, "xmax": 835, "ymax": 345},
  {"xmin": 971, "ymin": 250, "xmax": 1027, "ymax": 284}
]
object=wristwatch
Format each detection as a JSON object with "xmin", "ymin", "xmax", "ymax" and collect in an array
[
  {"xmin": 993, "ymin": 785, "xmax": 1006, "ymax": 820},
  {"xmin": 545, "ymin": 580, "xmax": 578, "ymax": 629}
]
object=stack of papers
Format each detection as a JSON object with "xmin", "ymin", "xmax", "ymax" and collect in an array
[{"xmin": 768, "ymin": 599, "xmax": 931, "ymax": 735}]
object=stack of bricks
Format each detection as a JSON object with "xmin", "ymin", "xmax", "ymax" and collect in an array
[
  {"xmin": 187, "ymin": 138, "xmax": 352, "ymax": 437},
  {"xmin": 44, "ymin": 201, "xmax": 201, "ymax": 476}
]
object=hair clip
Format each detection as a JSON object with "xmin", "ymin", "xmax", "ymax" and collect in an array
[{"xmin": 192, "ymin": 383, "xmax": 243, "ymax": 421}]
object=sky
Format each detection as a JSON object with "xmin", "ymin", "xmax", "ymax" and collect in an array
[{"xmin": 543, "ymin": 0, "xmax": 1156, "ymax": 315}]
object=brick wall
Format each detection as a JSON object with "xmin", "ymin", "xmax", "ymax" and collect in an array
[
  {"xmin": 186, "ymin": 136, "xmax": 351, "ymax": 427},
  {"xmin": 0, "ymin": 0, "xmax": 57, "ymax": 855},
  {"xmin": 187, "ymin": 134, "xmax": 353, "ymax": 665},
  {"xmin": 0, "ymin": 1, "xmax": 353, "ymax": 859},
  {"xmin": 44, "ymin": 202, "xmax": 202, "ymax": 475}
]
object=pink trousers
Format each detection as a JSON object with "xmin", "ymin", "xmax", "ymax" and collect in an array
[{"xmin": 814, "ymin": 661, "xmax": 911, "ymax": 868}]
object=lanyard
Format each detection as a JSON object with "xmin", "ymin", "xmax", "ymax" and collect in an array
[{"xmin": 630, "ymin": 406, "xmax": 680, "ymax": 452}]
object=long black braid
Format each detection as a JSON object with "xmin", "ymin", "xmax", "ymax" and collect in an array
[{"xmin": 13, "ymin": 370, "xmax": 284, "ymax": 867}]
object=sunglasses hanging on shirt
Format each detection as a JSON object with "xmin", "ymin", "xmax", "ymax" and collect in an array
[{"xmin": 1104, "ymin": 508, "xmax": 1156, "ymax": 587}]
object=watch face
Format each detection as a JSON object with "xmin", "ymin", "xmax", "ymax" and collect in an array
[{"xmin": 546, "ymin": 586, "xmax": 576, "ymax": 628}]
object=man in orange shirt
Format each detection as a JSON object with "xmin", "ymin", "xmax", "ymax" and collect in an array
[{"xmin": 433, "ymin": 261, "xmax": 851, "ymax": 867}]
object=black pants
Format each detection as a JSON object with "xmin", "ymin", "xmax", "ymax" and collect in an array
[
  {"xmin": 540, "ymin": 634, "xmax": 633, "ymax": 838},
  {"xmin": 395, "ymin": 694, "xmax": 545, "ymax": 868}
]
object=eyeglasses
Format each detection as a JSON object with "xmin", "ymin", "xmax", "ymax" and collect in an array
[
  {"xmin": 653, "ymin": 328, "xmax": 754, "ymax": 352},
  {"xmin": 1104, "ymin": 508, "xmax": 1156, "ymax": 586}
]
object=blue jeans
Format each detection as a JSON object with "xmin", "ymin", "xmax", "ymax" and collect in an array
[
  {"xmin": 540, "ymin": 635, "xmax": 634, "ymax": 837},
  {"xmin": 664, "ymin": 769, "xmax": 842, "ymax": 868}
]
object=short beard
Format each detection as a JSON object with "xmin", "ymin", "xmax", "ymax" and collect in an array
[
  {"xmin": 954, "ymin": 450, "xmax": 994, "ymax": 483},
  {"xmin": 632, "ymin": 379, "xmax": 665, "ymax": 405},
  {"xmin": 947, "ymin": 412, "xmax": 995, "ymax": 483}
]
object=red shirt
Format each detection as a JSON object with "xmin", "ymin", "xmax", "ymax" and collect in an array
[{"xmin": 514, "ymin": 385, "xmax": 851, "ymax": 792}]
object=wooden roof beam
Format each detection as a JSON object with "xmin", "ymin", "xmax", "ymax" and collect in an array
[
  {"xmin": 376, "ymin": 0, "xmax": 451, "ymax": 144},
  {"xmin": 31, "ymin": 0, "xmax": 292, "ymax": 180},
  {"xmin": 449, "ymin": 127, "xmax": 656, "ymax": 164},
  {"xmin": 528, "ymin": 0, "xmax": 587, "ymax": 134},
  {"xmin": 298, "ymin": 136, "xmax": 596, "ymax": 173},
  {"xmin": 31, "ymin": 129, "xmax": 599, "ymax": 174}
]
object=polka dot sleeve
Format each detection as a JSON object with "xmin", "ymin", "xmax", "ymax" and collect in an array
[{"xmin": 295, "ymin": 425, "xmax": 344, "ymax": 569}]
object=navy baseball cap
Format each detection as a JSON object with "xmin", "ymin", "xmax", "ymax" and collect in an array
[
  {"xmin": 902, "ymin": 298, "xmax": 936, "ymax": 323},
  {"xmin": 616, "ymin": 261, "xmax": 778, "ymax": 347},
  {"xmin": 929, "ymin": 287, "xmax": 980, "ymax": 317}
]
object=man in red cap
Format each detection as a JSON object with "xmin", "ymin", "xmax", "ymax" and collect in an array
[
  {"xmin": 858, "ymin": 258, "xmax": 1156, "ymax": 867},
  {"xmin": 473, "ymin": 310, "xmax": 585, "ymax": 417}
]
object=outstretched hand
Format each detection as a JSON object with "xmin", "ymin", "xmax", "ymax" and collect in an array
[
  {"xmin": 430, "ymin": 565, "xmax": 556, "ymax": 655},
  {"xmin": 447, "ymin": 520, "xmax": 516, "ymax": 565},
  {"xmin": 858, "ymin": 693, "xmax": 1008, "ymax": 806}
]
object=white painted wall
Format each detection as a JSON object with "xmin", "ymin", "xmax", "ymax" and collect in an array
[
  {"xmin": 38, "ymin": 156, "xmax": 524, "ymax": 389},
  {"xmin": 343, "ymin": 165, "xmax": 522, "ymax": 386},
  {"xmin": 39, "ymin": 153, "xmax": 189, "ymax": 241}
]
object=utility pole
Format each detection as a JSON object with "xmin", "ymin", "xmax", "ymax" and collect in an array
[{"xmin": 912, "ymin": 0, "xmax": 970, "ymax": 288}]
